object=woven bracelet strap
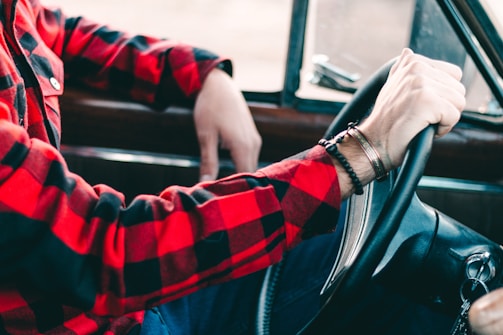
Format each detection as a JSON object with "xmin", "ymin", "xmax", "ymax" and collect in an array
[
  {"xmin": 347, "ymin": 125, "xmax": 388, "ymax": 181},
  {"xmin": 318, "ymin": 138, "xmax": 364, "ymax": 195}
]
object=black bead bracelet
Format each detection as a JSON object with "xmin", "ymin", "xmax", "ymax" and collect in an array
[{"xmin": 318, "ymin": 137, "xmax": 364, "ymax": 195}]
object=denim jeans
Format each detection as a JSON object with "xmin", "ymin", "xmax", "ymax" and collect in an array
[{"xmin": 140, "ymin": 204, "xmax": 454, "ymax": 334}]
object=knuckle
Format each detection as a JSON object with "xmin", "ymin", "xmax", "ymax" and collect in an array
[
  {"xmin": 253, "ymin": 133, "xmax": 263, "ymax": 149},
  {"xmin": 405, "ymin": 59, "xmax": 426, "ymax": 74}
]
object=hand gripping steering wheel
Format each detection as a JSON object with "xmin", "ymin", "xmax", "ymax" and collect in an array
[
  {"xmin": 296, "ymin": 59, "xmax": 436, "ymax": 334},
  {"xmin": 257, "ymin": 58, "xmax": 503, "ymax": 335},
  {"xmin": 253, "ymin": 59, "xmax": 438, "ymax": 335}
]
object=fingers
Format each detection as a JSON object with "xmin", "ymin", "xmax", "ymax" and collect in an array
[
  {"xmin": 226, "ymin": 131, "xmax": 261, "ymax": 173},
  {"xmin": 434, "ymin": 102, "xmax": 463, "ymax": 138},
  {"xmin": 414, "ymin": 60, "xmax": 465, "ymax": 137},
  {"xmin": 431, "ymin": 82, "xmax": 465, "ymax": 137},
  {"xmin": 359, "ymin": 48, "xmax": 466, "ymax": 169},
  {"xmin": 469, "ymin": 289, "xmax": 503, "ymax": 335},
  {"xmin": 197, "ymin": 128, "xmax": 220, "ymax": 182},
  {"xmin": 392, "ymin": 48, "xmax": 463, "ymax": 82},
  {"xmin": 198, "ymin": 127, "xmax": 261, "ymax": 182},
  {"xmin": 193, "ymin": 67, "xmax": 262, "ymax": 182},
  {"xmin": 404, "ymin": 67, "xmax": 465, "ymax": 137}
]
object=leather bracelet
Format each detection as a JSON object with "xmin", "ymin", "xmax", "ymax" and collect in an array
[
  {"xmin": 347, "ymin": 124, "xmax": 388, "ymax": 181},
  {"xmin": 318, "ymin": 138, "xmax": 364, "ymax": 195}
]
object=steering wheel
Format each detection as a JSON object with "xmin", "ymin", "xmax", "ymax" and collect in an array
[
  {"xmin": 255, "ymin": 59, "xmax": 503, "ymax": 335},
  {"xmin": 297, "ymin": 56, "xmax": 439, "ymax": 334},
  {"xmin": 296, "ymin": 59, "xmax": 437, "ymax": 334},
  {"xmin": 254, "ymin": 59, "xmax": 439, "ymax": 335}
]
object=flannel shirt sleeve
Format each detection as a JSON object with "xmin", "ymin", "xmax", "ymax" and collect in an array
[
  {"xmin": 35, "ymin": 4, "xmax": 230, "ymax": 108},
  {"xmin": 0, "ymin": 121, "xmax": 341, "ymax": 316}
]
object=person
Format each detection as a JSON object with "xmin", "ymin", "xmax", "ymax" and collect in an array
[
  {"xmin": 469, "ymin": 289, "xmax": 503, "ymax": 334},
  {"xmin": 0, "ymin": 0, "xmax": 466, "ymax": 334}
]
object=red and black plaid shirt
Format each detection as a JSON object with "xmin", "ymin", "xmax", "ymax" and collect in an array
[{"xmin": 0, "ymin": 0, "xmax": 343, "ymax": 333}]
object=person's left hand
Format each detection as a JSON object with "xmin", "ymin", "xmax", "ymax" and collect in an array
[
  {"xmin": 469, "ymin": 288, "xmax": 503, "ymax": 335},
  {"xmin": 193, "ymin": 68, "xmax": 262, "ymax": 182}
]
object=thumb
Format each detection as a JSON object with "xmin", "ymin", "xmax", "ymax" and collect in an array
[{"xmin": 198, "ymin": 131, "xmax": 220, "ymax": 182}]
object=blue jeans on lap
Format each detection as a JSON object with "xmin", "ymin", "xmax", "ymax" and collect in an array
[{"xmin": 141, "ymin": 200, "xmax": 454, "ymax": 334}]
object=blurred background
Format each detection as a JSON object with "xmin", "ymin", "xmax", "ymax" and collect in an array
[{"xmin": 43, "ymin": 0, "xmax": 503, "ymax": 112}]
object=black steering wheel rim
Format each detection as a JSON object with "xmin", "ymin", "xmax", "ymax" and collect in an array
[{"xmin": 298, "ymin": 60, "xmax": 437, "ymax": 334}]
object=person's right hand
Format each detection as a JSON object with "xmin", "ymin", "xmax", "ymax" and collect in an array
[
  {"xmin": 359, "ymin": 48, "xmax": 466, "ymax": 170},
  {"xmin": 469, "ymin": 288, "xmax": 503, "ymax": 335},
  {"xmin": 334, "ymin": 48, "xmax": 466, "ymax": 199}
]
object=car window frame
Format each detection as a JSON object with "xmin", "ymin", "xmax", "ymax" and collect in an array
[
  {"xmin": 249, "ymin": 0, "xmax": 503, "ymax": 125},
  {"xmin": 242, "ymin": 0, "xmax": 346, "ymax": 115},
  {"xmin": 438, "ymin": 0, "xmax": 503, "ymax": 119}
]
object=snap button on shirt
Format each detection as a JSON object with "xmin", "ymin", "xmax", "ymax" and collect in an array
[{"xmin": 50, "ymin": 77, "xmax": 61, "ymax": 90}]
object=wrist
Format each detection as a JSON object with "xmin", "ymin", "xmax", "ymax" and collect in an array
[
  {"xmin": 346, "ymin": 125, "xmax": 389, "ymax": 181},
  {"xmin": 319, "ymin": 124, "xmax": 390, "ymax": 199},
  {"xmin": 319, "ymin": 135, "xmax": 375, "ymax": 199},
  {"xmin": 336, "ymin": 135, "xmax": 377, "ymax": 198}
]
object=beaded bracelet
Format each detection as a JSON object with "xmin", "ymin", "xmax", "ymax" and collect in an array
[{"xmin": 318, "ymin": 137, "xmax": 364, "ymax": 195}]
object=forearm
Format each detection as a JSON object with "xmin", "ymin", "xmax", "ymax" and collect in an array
[
  {"xmin": 61, "ymin": 18, "xmax": 229, "ymax": 107},
  {"xmin": 37, "ymin": 5, "xmax": 229, "ymax": 107},
  {"xmin": 0, "ymin": 122, "xmax": 342, "ymax": 315}
]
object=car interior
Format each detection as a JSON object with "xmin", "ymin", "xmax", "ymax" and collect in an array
[{"xmin": 42, "ymin": 0, "xmax": 503, "ymax": 332}]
